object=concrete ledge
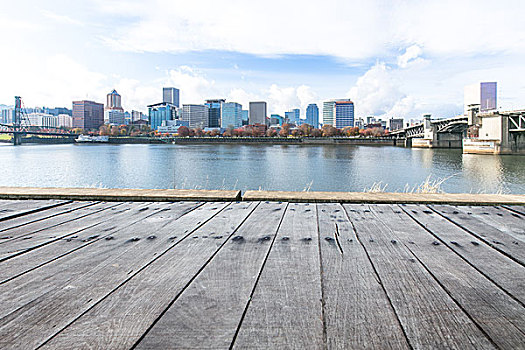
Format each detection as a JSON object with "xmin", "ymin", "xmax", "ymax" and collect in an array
[
  {"xmin": 0, "ymin": 187, "xmax": 241, "ymax": 202},
  {"xmin": 242, "ymin": 190, "xmax": 525, "ymax": 205}
]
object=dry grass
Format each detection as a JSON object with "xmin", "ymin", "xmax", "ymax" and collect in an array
[
  {"xmin": 364, "ymin": 181, "xmax": 389, "ymax": 193},
  {"xmin": 366, "ymin": 174, "xmax": 457, "ymax": 194}
]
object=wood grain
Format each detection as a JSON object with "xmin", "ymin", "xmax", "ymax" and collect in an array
[
  {"xmin": 431, "ymin": 204, "xmax": 525, "ymax": 266},
  {"xmin": 0, "ymin": 200, "xmax": 68, "ymax": 221},
  {"xmin": 233, "ymin": 202, "xmax": 324, "ymax": 349},
  {"xmin": 0, "ymin": 202, "xmax": 224, "ymax": 350},
  {"xmin": 316, "ymin": 203, "xmax": 410, "ymax": 349},
  {"xmin": 344, "ymin": 204, "xmax": 495, "ymax": 349},
  {"xmin": 375, "ymin": 204, "xmax": 525, "ymax": 349},
  {"xmin": 43, "ymin": 201, "xmax": 262, "ymax": 350},
  {"xmin": 400, "ymin": 204, "xmax": 525, "ymax": 305}
]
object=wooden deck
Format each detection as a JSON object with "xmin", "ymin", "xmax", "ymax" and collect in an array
[{"xmin": 0, "ymin": 199, "xmax": 523, "ymax": 349}]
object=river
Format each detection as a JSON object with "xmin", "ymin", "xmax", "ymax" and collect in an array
[{"xmin": 0, "ymin": 143, "xmax": 524, "ymax": 194}]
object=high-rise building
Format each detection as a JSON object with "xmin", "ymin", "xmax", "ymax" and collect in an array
[
  {"xmin": 27, "ymin": 113, "xmax": 58, "ymax": 128},
  {"xmin": 57, "ymin": 114, "xmax": 72, "ymax": 128},
  {"xmin": 220, "ymin": 102, "xmax": 242, "ymax": 128},
  {"xmin": 106, "ymin": 90, "xmax": 123, "ymax": 110},
  {"xmin": 306, "ymin": 104, "xmax": 319, "ymax": 128},
  {"xmin": 388, "ymin": 118, "xmax": 404, "ymax": 131},
  {"xmin": 285, "ymin": 109, "xmax": 301, "ymax": 125},
  {"xmin": 44, "ymin": 107, "xmax": 72, "ymax": 116},
  {"xmin": 72, "ymin": 100, "xmax": 104, "ymax": 130},
  {"xmin": 334, "ymin": 100, "xmax": 354, "ymax": 128},
  {"xmin": 205, "ymin": 99, "xmax": 226, "ymax": 128},
  {"xmin": 182, "ymin": 104, "xmax": 210, "ymax": 129},
  {"xmin": 464, "ymin": 82, "xmax": 497, "ymax": 114},
  {"xmin": 131, "ymin": 110, "xmax": 147, "ymax": 122},
  {"xmin": 241, "ymin": 110, "xmax": 249, "ymax": 126},
  {"xmin": 148, "ymin": 102, "xmax": 177, "ymax": 130},
  {"xmin": 249, "ymin": 102, "xmax": 267, "ymax": 125},
  {"xmin": 323, "ymin": 100, "xmax": 336, "ymax": 126},
  {"xmin": 163, "ymin": 87, "xmax": 180, "ymax": 107},
  {"xmin": 105, "ymin": 89, "xmax": 125, "ymax": 125},
  {"xmin": 104, "ymin": 110, "xmax": 126, "ymax": 125},
  {"xmin": 0, "ymin": 106, "xmax": 13, "ymax": 124}
]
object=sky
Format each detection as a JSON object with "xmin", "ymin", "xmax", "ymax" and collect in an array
[{"xmin": 1, "ymin": 0, "xmax": 525, "ymax": 122}]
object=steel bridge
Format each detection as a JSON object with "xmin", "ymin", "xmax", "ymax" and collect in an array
[
  {"xmin": 388, "ymin": 115, "xmax": 468, "ymax": 139},
  {"xmin": 0, "ymin": 96, "xmax": 78, "ymax": 145}
]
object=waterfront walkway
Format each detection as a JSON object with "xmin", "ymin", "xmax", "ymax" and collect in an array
[{"xmin": 0, "ymin": 199, "xmax": 524, "ymax": 349}]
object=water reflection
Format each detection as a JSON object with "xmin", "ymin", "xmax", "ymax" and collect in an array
[
  {"xmin": 462, "ymin": 154, "xmax": 505, "ymax": 193},
  {"xmin": 0, "ymin": 144, "xmax": 523, "ymax": 194}
]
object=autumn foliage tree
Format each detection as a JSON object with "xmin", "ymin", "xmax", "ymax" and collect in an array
[
  {"xmin": 299, "ymin": 123, "xmax": 313, "ymax": 136},
  {"xmin": 193, "ymin": 128, "xmax": 204, "ymax": 137},
  {"xmin": 311, "ymin": 128, "xmax": 322, "ymax": 137},
  {"xmin": 279, "ymin": 123, "xmax": 291, "ymax": 137},
  {"xmin": 342, "ymin": 126, "xmax": 360, "ymax": 137},
  {"xmin": 177, "ymin": 126, "xmax": 190, "ymax": 137},
  {"xmin": 322, "ymin": 125, "xmax": 338, "ymax": 137},
  {"xmin": 266, "ymin": 128, "xmax": 277, "ymax": 137}
]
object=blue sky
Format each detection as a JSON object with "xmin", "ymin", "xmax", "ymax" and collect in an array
[{"xmin": 1, "ymin": 0, "xmax": 525, "ymax": 121}]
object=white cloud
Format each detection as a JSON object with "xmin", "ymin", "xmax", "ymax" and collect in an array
[
  {"xmin": 397, "ymin": 45, "xmax": 427, "ymax": 68},
  {"xmin": 41, "ymin": 10, "xmax": 84, "ymax": 26},
  {"xmin": 94, "ymin": 0, "xmax": 525, "ymax": 60},
  {"xmin": 347, "ymin": 62, "xmax": 413, "ymax": 118},
  {"xmin": 0, "ymin": 54, "xmax": 107, "ymax": 108},
  {"xmin": 227, "ymin": 88, "xmax": 260, "ymax": 110},
  {"xmin": 165, "ymin": 66, "xmax": 216, "ymax": 105}
]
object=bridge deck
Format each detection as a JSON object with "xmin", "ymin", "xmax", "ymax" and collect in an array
[{"xmin": 0, "ymin": 200, "xmax": 523, "ymax": 349}]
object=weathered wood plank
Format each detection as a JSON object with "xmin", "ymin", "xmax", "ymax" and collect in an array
[
  {"xmin": 373, "ymin": 204, "xmax": 525, "ymax": 349},
  {"xmin": 316, "ymin": 203, "xmax": 410, "ymax": 349},
  {"xmin": 0, "ymin": 202, "xmax": 202, "ymax": 318},
  {"xmin": 232, "ymin": 203, "xmax": 324, "ymax": 349},
  {"xmin": 0, "ymin": 202, "xmax": 198, "ymax": 284},
  {"xmin": 131, "ymin": 202, "xmax": 287, "ymax": 350},
  {"xmin": 0, "ymin": 200, "xmax": 69, "ymax": 221},
  {"xmin": 460, "ymin": 205, "xmax": 525, "ymax": 242},
  {"xmin": 343, "ymin": 204, "xmax": 495, "ymax": 349},
  {"xmin": 503, "ymin": 205, "xmax": 525, "ymax": 216},
  {"xmin": 0, "ymin": 202, "xmax": 225, "ymax": 350},
  {"xmin": 0, "ymin": 201, "xmax": 124, "ymax": 260},
  {"xmin": 41, "ymin": 201, "xmax": 265, "ymax": 350},
  {"xmin": 400, "ymin": 204, "xmax": 525, "ymax": 305},
  {"xmin": 0, "ymin": 201, "xmax": 98, "ymax": 238},
  {"xmin": 431, "ymin": 205, "xmax": 525, "ymax": 266}
]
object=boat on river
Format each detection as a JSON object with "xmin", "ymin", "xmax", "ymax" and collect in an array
[{"xmin": 75, "ymin": 135, "xmax": 109, "ymax": 143}]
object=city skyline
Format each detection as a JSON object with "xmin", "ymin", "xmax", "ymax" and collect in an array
[{"xmin": 1, "ymin": 1, "xmax": 525, "ymax": 120}]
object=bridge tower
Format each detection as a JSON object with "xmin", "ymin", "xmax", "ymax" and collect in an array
[{"xmin": 12, "ymin": 96, "xmax": 23, "ymax": 145}]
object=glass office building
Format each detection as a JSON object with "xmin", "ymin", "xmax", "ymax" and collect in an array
[
  {"xmin": 220, "ymin": 102, "xmax": 242, "ymax": 128},
  {"xmin": 480, "ymin": 82, "xmax": 497, "ymax": 111},
  {"xmin": 323, "ymin": 100, "xmax": 336, "ymax": 126},
  {"xmin": 306, "ymin": 104, "xmax": 319, "ymax": 128},
  {"xmin": 163, "ymin": 87, "xmax": 180, "ymax": 107},
  {"xmin": 148, "ymin": 102, "xmax": 177, "ymax": 130},
  {"xmin": 182, "ymin": 104, "xmax": 210, "ymax": 129},
  {"xmin": 335, "ymin": 100, "xmax": 354, "ymax": 128},
  {"xmin": 285, "ymin": 109, "xmax": 301, "ymax": 125},
  {"xmin": 205, "ymin": 99, "xmax": 225, "ymax": 128}
]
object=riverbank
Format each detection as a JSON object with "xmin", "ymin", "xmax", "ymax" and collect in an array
[{"xmin": 3, "ymin": 135, "xmax": 403, "ymax": 146}]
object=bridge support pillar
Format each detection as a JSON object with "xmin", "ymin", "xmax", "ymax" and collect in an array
[{"xmin": 13, "ymin": 133, "xmax": 22, "ymax": 146}]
